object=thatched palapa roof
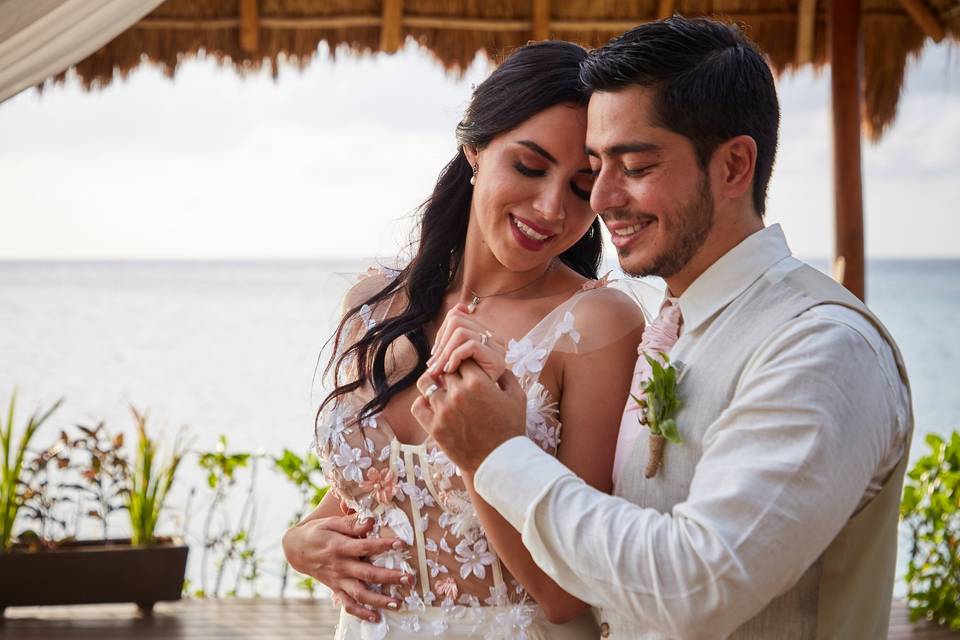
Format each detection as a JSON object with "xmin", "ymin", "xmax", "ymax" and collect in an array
[{"xmin": 65, "ymin": 0, "xmax": 960, "ymax": 139}]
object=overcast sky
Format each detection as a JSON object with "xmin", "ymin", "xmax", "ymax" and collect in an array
[{"xmin": 0, "ymin": 38, "xmax": 957, "ymax": 260}]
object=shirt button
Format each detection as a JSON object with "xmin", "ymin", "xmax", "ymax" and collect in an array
[{"xmin": 600, "ymin": 622, "xmax": 611, "ymax": 637}]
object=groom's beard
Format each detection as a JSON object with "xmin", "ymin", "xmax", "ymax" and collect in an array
[{"xmin": 620, "ymin": 173, "xmax": 715, "ymax": 279}]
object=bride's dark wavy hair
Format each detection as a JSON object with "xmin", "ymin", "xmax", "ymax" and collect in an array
[{"xmin": 318, "ymin": 40, "xmax": 602, "ymax": 425}]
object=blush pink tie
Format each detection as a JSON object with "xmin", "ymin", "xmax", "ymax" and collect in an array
[{"xmin": 612, "ymin": 297, "xmax": 683, "ymax": 485}]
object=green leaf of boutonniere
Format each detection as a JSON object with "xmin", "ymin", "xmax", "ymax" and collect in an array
[
  {"xmin": 660, "ymin": 418, "xmax": 682, "ymax": 445},
  {"xmin": 635, "ymin": 353, "xmax": 684, "ymax": 477}
]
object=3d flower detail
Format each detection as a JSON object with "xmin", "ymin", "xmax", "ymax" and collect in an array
[
  {"xmin": 359, "ymin": 467, "xmax": 397, "ymax": 505},
  {"xmin": 455, "ymin": 538, "xmax": 496, "ymax": 580},
  {"xmin": 580, "ymin": 270, "xmax": 612, "ymax": 291},
  {"xmin": 371, "ymin": 546, "xmax": 415, "ymax": 575},
  {"xmin": 505, "ymin": 337, "xmax": 547, "ymax": 378},
  {"xmin": 553, "ymin": 311, "xmax": 582, "ymax": 343},
  {"xmin": 382, "ymin": 506, "xmax": 415, "ymax": 546},
  {"xmin": 332, "ymin": 442, "xmax": 372, "ymax": 484},
  {"xmin": 525, "ymin": 382, "xmax": 559, "ymax": 451},
  {"xmin": 359, "ymin": 304, "xmax": 377, "ymax": 330},
  {"xmin": 435, "ymin": 577, "xmax": 460, "ymax": 601}
]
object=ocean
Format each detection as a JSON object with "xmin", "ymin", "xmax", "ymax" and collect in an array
[{"xmin": 2, "ymin": 258, "xmax": 958, "ymax": 598}]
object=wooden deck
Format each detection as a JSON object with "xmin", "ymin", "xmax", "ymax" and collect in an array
[{"xmin": 0, "ymin": 598, "xmax": 956, "ymax": 639}]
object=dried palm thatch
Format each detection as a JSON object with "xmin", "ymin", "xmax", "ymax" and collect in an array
[{"xmin": 60, "ymin": 0, "xmax": 959, "ymax": 140}]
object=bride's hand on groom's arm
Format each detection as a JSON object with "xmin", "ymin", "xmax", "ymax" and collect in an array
[
  {"xmin": 282, "ymin": 493, "xmax": 412, "ymax": 622},
  {"xmin": 427, "ymin": 303, "xmax": 506, "ymax": 381}
]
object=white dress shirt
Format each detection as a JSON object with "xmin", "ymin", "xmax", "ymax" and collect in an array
[{"xmin": 474, "ymin": 225, "xmax": 911, "ymax": 637}]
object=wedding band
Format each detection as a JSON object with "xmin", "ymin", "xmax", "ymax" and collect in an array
[
  {"xmin": 480, "ymin": 333, "xmax": 488, "ymax": 346},
  {"xmin": 424, "ymin": 383, "xmax": 439, "ymax": 399}
]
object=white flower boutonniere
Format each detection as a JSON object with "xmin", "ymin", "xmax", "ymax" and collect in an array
[{"xmin": 631, "ymin": 353, "xmax": 684, "ymax": 478}]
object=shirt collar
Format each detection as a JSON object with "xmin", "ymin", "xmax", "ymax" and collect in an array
[{"xmin": 675, "ymin": 224, "xmax": 792, "ymax": 335}]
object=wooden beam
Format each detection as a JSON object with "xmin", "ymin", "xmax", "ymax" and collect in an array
[
  {"xmin": 532, "ymin": 0, "xmax": 550, "ymax": 40},
  {"xmin": 138, "ymin": 18, "xmax": 241, "ymax": 30},
  {"xmin": 136, "ymin": 10, "xmax": 911, "ymax": 33},
  {"xmin": 795, "ymin": 0, "xmax": 817, "ymax": 64},
  {"xmin": 380, "ymin": 0, "xmax": 403, "ymax": 53},
  {"xmin": 403, "ymin": 17, "xmax": 530, "ymax": 31},
  {"xmin": 657, "ymin": 0, "xmax": 675, "ymax": 20},
  {"xmin": 829, "ymin": 0, "xmax": 866, "ymax": 300},
  {"xmin": 239, "ymin": 0, "xmax": 258, "ymax": 54},
  {"xmin": 898, "ymin": 0, "xmax": 945, "ymax": 42},
  {"xmin": 551, "ymin": 19, "xmax": 649, "ymax": 31}
]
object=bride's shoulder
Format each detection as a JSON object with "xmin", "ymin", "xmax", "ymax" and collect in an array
[
  {"xmin": 569, "ymin": 277, "xmax": 647, "ymax": 332},
  {"xmin": 539, "ymin": 278, "xmax": 645, "ymax": 357},
  {"xmin": 341, "ymin": 265, "xmax": 403, "ymax": 314}
]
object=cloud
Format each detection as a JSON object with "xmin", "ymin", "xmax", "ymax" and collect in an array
[{"xmin": 0, "ymin": 39, "xmax": 955, "ymax": 259}]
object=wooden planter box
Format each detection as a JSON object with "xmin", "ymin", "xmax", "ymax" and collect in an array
[{"xmin": 0, "ymin": 537, "xmax": 188, "ymax": 615}]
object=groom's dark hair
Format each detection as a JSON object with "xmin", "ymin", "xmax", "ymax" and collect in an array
[{"xmin": 580, "ymin": 16, "xmax": 780, "ymax": 217}]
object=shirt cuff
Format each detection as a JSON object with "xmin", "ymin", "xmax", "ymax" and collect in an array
[{"xmin": 474, "ymin": 436, "xmax": 574, "ymax": 530}]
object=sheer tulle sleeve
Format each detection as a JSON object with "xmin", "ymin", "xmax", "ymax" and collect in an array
[
  {"xmin": 314, "ymin": 267, "xmax": 403, "ymax": 516},
  {"xmin": 520, "ymin": 279, "xmax": 654, "ymax": 358},
  {"xmin": 321, "ymin": 267, "xmax": 402, "ymax": 388}
]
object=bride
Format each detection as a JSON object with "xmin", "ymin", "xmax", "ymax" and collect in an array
[{"xmin": 283, "ymin": 40, "xmax": 645, "ymax": 639}]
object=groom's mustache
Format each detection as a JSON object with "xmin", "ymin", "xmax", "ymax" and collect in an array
[{"xmin": 599, "ymin": 210, "xmax": 659, "ymax": 224}]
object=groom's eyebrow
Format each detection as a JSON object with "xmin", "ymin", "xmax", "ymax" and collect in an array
[
  {"xmin": 516, "ymin": 140, "xmax": 557, "ymax": 164},
  {"xmin": 585, "ymin": 142, "xmax": 662, "ymax": 158}
]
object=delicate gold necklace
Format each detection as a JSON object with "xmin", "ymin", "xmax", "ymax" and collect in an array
[{"xmin": 466, "ymin": 260, "xmax": 555, "ymax": 313}]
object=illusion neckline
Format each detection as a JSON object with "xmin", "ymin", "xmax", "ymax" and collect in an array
[{"xmin": 353, "ymin": 285, "xmax": 599, "ymax": 448}]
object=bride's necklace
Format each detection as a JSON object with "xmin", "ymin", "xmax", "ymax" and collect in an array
[{"xmin": 466, "ymin": 259, "xmax": 555, "ymax": 313}]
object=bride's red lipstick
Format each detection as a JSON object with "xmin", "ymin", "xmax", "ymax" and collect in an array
[{"xmin": 509, "ymin": 214, "xmax": 555, "ymax": 252}]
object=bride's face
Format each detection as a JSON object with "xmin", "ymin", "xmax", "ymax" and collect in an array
[{"xmin": 465, "ymin": 103, "xmax": 596, "ymax": 273}]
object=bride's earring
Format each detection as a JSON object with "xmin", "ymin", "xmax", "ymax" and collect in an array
[{"xmin": 470, "ymin": 163, "xmax": 478, "ymax": 186}]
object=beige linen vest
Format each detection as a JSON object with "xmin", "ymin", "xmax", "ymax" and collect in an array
[{"xmin": 600, "ymin": 258, "xmax": 912, "ymax": 639}]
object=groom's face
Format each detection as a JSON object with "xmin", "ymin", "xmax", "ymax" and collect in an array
[{"xmin": 586, "ymin": 86, "xmax": 715, "ymax": 279}]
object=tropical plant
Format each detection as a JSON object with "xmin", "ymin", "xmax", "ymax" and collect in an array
[
  {"xmin": 18, "ymin": 437, "xmax": 72, "ymax": 548},
  {"xmin": 901, "ymin": 430, "xmax": 960, "ymax": 631},
  {"xmin": 273, "ymin": 448, "xmax": 329, "ymax": 596},
  {"xmin": 126, "ymin": 407, "xmax": 188, "ymax": 546},
  {"xmin": 61, "ymin": 422, "xmax": 129, "ymax": 541},
  {"xmin": 195, "ymin": 435, "xmax": 257, "ymax": 597},
  {"xmin": 0, "ymin": 392, "xmax": 63, "ymax": 551}
]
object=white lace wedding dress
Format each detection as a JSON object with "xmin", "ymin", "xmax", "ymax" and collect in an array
[{"xmin": 315, "ymin": 271, "xmax": 628, "ymax": 639}]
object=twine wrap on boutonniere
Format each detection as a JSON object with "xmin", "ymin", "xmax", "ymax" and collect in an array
[{"xmin": 631, "ymin": 353, "xmax": 684, "ymax": 478}]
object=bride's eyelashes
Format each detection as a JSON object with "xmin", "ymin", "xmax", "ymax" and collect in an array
[
  {"xmin": 514, "ymin": 160, "xmax": 593, "ymax": 203},
  {"xmin": 513, "ymin": 160, "xmax": 545, "ymax": 177},
  {"xmin": 570, "ymin": 180, "xmax": 592, "ymax": 202}
]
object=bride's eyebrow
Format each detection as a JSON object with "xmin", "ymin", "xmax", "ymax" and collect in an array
[{"xmin": 514, "ymin": 140, "xmax": 557, "ymax": 164}]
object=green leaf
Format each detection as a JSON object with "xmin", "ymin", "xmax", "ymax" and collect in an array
[{"xmin": 660, "ymin": 419, "xmax": 683, "ymax": 445}]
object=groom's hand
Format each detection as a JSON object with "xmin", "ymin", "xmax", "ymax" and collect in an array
[{"xmin": 412, "ymin": 359, "xmax": 527, "ymax": 475}]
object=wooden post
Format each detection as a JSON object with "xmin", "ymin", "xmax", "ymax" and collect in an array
[
  {"xmin": 532, "ymin": 0, "xmax": 550, "ymax": 41},
  {"xmin": 239, "ymin": 0, "xmax": 259, "ymax": 54},
  {"xmin": 657, "ymin": 0, "xmax": 675, "ymax": 20},
  {"xmin": 380, "ymin": 0, "xmax": 404, "ymax": 53},
  {"xmin": 829, "ymin": 0, "xmax": 865, "ymax": 300},
  {"xmin": 795, "ymin": 0, "xmax": 817, "ymax": 64}
]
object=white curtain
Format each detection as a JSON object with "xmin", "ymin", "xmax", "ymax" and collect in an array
[{"xmin": 0, "ymin": 0, "xmax": 166, "ymax": 103}]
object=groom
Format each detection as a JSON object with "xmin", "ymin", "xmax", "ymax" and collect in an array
[{"xmin": 412, "ymin": 16, "xmax": 912, "ymax": 640}]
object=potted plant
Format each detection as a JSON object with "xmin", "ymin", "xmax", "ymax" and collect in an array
[
  {"xmin": 0, "ymin": 392, "xmax": 63, "ymax": 552},
  {"xmin": 0, "ymin": 401, "xmax": 190, "ymax": 615}
]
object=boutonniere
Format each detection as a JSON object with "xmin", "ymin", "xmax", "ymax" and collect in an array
[{"xmin": 631, "ymin": 353, "xmax": 683, "ymax": 478}]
